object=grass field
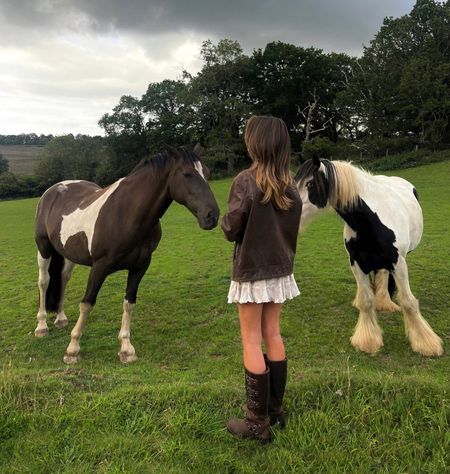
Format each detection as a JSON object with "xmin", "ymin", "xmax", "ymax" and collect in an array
[
  {"xmin": 0, "ymin": 145, "xmax": 43, "ymax": 175},
  {"xmin": 0, "ymin": 161, "xmax": 449, "ymax": 473}
]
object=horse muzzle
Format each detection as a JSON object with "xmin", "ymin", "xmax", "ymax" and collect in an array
[{"xmin": 198, "ymin": 208, "xmax": 219, "ymax": 230}]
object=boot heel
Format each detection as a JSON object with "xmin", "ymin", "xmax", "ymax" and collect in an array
[{"xmin": 270, "ymin": 414, "xmax": 286, "ymax": 428}]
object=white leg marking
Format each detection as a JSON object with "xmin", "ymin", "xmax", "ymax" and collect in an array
[
  {"xmin": 118, "ymin": 299, "xmax": 138, "ymax": 363},
  {"xmin": 35, "ymin": 252, "xmax": 50, "ymax": 337},
  {"xmin": 60, "ymin": 178, "xmax": 124, "ymax": 255},
  {"xmin": 194, "ymin": 161, "xmax": 206, "ymax": 181},
  {"xmin": 393, "ymin": 257, "xmax": 443, "ymax": 357},
  {"xmin": 54, "ymin": 259, "xmax": 75, "ymax": 328},
  {"xmin": 375, "ymin": 269, "xmax": 401, "ymax": 313},
  {"xmin": 63, "ymin": 302, "xmax": 92, "ymax": 364},
  {"xmin": 350, "ymin": 263, "xmax": 383, "ymax": 354}
]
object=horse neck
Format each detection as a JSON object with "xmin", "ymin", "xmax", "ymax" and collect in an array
[
  {"xmin": 124, "ymin": 162, "xmax": 173, "ymax": 227},
  {"xmin": 331, "ymin": 161, "xmax": 365, "ymax": 212}
]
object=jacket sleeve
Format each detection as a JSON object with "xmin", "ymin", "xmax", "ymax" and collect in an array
[{"xmin": 221, "ymin": 176, "xmax": 251, "ymax": 243}]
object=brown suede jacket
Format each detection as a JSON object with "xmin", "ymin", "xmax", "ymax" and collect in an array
[{"xmin": 221, "ymin": 169, "xmax": 302, "ymax": 282}]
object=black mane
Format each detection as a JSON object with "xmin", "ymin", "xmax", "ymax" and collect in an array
[{"xmin": 128, "ymin": 147, "xmax": 198, "ymax": 177}]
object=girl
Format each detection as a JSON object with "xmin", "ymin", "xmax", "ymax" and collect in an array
[{"xmin": 221, "ymin": 115, "xmax": 302, "ymax": 443}]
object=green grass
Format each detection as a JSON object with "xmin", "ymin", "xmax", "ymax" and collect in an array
[{"xmin": 0, "ymin": 162, "xmax": 449, "ymax": 473}]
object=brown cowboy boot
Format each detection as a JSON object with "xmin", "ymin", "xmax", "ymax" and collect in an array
[
  {"xmin": 227, "ymin": 368, "xmax": 271, "ymax": 444},
  {"xmin": 265, "ymin": 355, "xmax": 287, "ymax": 428}
]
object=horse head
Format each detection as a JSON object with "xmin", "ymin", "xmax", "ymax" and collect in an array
[
  {"xmin": 166, "ymin": 145, "xmax": 219, "ymax": 230},
  {"xmin": 294, "ymin": 155, "xmax": 335, "ymax": 231}
]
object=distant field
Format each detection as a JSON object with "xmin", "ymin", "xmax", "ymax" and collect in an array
[
  {"xmin": 0, "ymin": 145, "xmax": 43, "ymax": 175},
  {"xmin": 0, "ymin": 162, "xmax": 449, "ymax": 472}
]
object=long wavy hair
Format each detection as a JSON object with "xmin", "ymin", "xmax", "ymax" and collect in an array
[{"xmin": 245, "ymin": 115, "xmax": 293, "ymax": 210}]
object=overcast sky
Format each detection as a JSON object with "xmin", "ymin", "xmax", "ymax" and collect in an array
[{"xmin": 0, "ymin": 0, "xmax": 416, "ymax": 136}]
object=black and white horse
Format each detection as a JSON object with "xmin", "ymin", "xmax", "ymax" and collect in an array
[{"xmin": 295, "ymin": 156, "xmax": 443, "ymax": 357}]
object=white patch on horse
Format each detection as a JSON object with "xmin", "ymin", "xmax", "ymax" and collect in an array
[
  {"xmin": 60, "ymin": 179, "xmax": 124, "ymax": 255},
  {"xmin": 194, "ymin": 161, "xmax": 206, "ymax": 181}
]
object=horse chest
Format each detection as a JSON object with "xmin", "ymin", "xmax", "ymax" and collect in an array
[{"xmin": 339, "ymin": 200, "xmax": 399, "ymax": 274}]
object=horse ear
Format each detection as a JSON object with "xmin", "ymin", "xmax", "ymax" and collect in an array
[
  {"xmin": 164, "ymin": 144, "xmax": 180, "ymax": 158},
  {"xmin": 312, "ymin": 154, "xmax": 321, "ymax": 168},
  {"xmin": 193, "ymin": 142, "xmax": 203, "ymax": 157}
]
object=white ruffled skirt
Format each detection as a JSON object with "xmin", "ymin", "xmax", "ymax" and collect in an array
[{"xmin": 227, "ymin": 274, "xmax": 300, "ymax": 304}]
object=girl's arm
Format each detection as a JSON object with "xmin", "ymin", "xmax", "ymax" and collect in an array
[{"xmin": 221, "ymin": 177, "xmax": 251, "ymax": 243}]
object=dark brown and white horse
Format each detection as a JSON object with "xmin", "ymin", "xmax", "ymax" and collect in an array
[
  {"xmin": 35, "ymin": 146, "xmax": 219, "ymax": 364},
  {"xmin": 295, "ymin": 156, "xmax": 443, "ymax": 357}
]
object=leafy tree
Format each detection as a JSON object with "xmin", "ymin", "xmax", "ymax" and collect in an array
[
  {"xmin": 185, "ymin": 39, "xmax": 255, "ymax": 171},
  {"xmin": 36, "ymin": 135, "xmax": 108, "ymax": 187},
  {"xmin": 251, "ymin": 42, "xmax": 354, "ymax": 148},
  {"xmin": 141, "ymin": 79, "xmax": 193, "ymax": 150},
  {"xmin": 340, "ymin": 0, "xmax": 450, "ymax": 145},
  {"xmin": 0, "ymin": 154, "xmax": 9, "ymax": 174}
]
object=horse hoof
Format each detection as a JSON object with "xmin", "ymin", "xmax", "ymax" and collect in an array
[
  {"xmin": 376, "ymin": 302, "xmax": 401, "ymax": 313},
  {"xmin": 54, "ymin": 319, "xmax": 68, "ymax": 329},
  {"xmin": 35, "ymin": 328, "xmax": 49, "ymax": 337},
  {"xmin": 118, "ymin": 352, "xmax": 138, "ymax": 364},
  {"xmin": 63, "ymin": 353, "xmax": 80, "ymax": 364},
  {"xmin": 350, "ymin": 337, "xmax": 383, "ymax": 354}
]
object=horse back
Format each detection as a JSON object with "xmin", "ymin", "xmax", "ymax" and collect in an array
[
  {"xmin": 361, "ymin": 175, "xmax": 423, "ymax": 254},
  {"xmin": 36, "ymin": 180, "xmax": 103, "ymax": 264}
]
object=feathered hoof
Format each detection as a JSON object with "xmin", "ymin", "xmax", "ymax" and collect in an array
[
  {"xmin": 54, "ymin": 318, "xmax": 68, "ymax": 329},
  {"xmin": 63, "ymin": 353, "xmax": 80, "ymax": 364},
  {"xmin": 410, "ymin": 338, "xmax": 444, "ymax": 358},
  {"xmin": 118, "ymin": 352, "xmax": 138, "ymax": 364},
  {"xmin": 34, "ymin": 328, "xmax": 49, "ymax": 337},
  {"xmin": 350, "ymin": 335, "xmax": 383, "ymax": 354},
  {"xmin": 376, "ymin": 301, "xmax": 401, "ymax": 313}
]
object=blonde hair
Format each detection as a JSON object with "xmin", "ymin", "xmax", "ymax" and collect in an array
[{"xmin": 244, "ymin": 115, "xmax": 293, "ymax": 210}]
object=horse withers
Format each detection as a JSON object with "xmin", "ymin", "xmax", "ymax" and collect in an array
[
  {"xmin": 295, "ymin": 156, "xmax": 443, "ymax": 357},
  {"xmin": 34, "ymin": 146, "xmax": 219, "ymax": 364}
]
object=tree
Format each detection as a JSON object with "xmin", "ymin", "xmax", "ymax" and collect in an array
[
  {"xmin": 0, "ymin": 154, "xmax": 9, "ymax": 174},
  {"xmin": 251, "ymin": 42, "xmax": 354, "ymax": 148},
  {"xmin": 141, "ymin": 79, "xmax": 193, "ymax": 150},
  {"xmin": 36, "ymin": 135, "xmax": 108, "ymax": 187},
  {"xmin": 340, "ymin": 0, "xmax": 450, "ymax": 145},
  {"xmin": 185, "ymin": 39, "xmax": 255, "ymax": 172},
  {"xmin": 98, "ymin": 95, "xmax": 150, "ymax": 179}
]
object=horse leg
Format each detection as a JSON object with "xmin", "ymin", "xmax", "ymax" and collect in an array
[
  {"xmin": 35, "ymin": 251, "xmax": 51, "ymax": 337},
  {"xmin": 118, "ymin": 261, "xmax": 151, "ymax": 364},
  {"xmin": 393, "ymin": 256, "xmax": 443, "ymax": 357},
  {"xmin": 349, "ymin": 263, "xmax": 383, "ymax": 353},
  {"xmin": 374, "ymin": 269, "xmax": 401, "ymax": 313},
  {"xmin": 63, "ymin": 261, "xmax": 110, "ymax": 364},
  {"xmin": 54, "ymin": 259, "xmax": 75, "ymax": 329}
]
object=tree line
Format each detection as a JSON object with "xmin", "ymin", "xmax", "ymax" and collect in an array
[{"xmin": 1, "ymin": 0, "xmax": 449, "ymax": 199}]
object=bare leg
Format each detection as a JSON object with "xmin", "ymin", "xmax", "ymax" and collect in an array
[
  {"xmin": 63, "ymin": 262, "xmax": 109, "ymax": 364},
  {"xmin": 54, "ymin": 259, "xmax": 75, "ymax": 328},
  {"xmin": 35, "ymin": 252, "xmax": 50, "ymax": 337},
  {"xmin": 375, "ymin": 269, "xmax": 400, "ymax": 312},
  {"xmin": 238, "ymin": 303, "xmax": 265, "ymax": 373},
  {"xmin": 350, "ymin": 262, "xmax": 383, "ymax": 353},
  {"xmin": 261, "ymin": 303, "xmax": 285, "ymax": 361},
  {"xmin": 393, "ymin": 257, "xmax": 443, "ymax": 357}
]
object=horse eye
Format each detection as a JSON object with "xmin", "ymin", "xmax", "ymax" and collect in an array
[
  {"xmin": 306, "ymin": 181, "xmax": 314, "ymax": 188},
  {"xmin": 182, "ymin": 172, "xmax": 194, "ymax": 178}
]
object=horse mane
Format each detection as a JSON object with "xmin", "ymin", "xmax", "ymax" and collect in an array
[
  {"xmin": 331, "ymin": 160, "xmax": 365, "ymax": 209},
  {"xmin": 296, "ymin": 159, "xmax": 367, "ymax": 210},
  {"xmin": 128, "ymin": 147, "xmax": 198, "ymax": 177}
]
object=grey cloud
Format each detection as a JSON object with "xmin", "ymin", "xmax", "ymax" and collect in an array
[{"xmin": 1, "ymin": 0, "xmax": 416, "ymax": 54}]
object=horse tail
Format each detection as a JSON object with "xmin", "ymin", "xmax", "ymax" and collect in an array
[
  {"xmin": 388, "ymin": 273, "xmax": 397, "ymax": 298},
  {"xmin": 45, "ymin": 248, "xmax": 65, "ymax": 312}
]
